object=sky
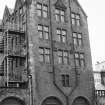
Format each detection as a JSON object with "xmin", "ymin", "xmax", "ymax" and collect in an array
[{"xmin": 0, "ymin": 0, "xmax": 105, "ymax": 70}]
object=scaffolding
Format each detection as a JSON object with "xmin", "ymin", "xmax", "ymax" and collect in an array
[{"xmin": 0, "ymin": 22, "xmax": 28, "ymax": 88}]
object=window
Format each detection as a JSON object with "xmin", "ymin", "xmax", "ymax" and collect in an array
[
  {"xmin": 61, "ymin": 74, "xmax": 70, "ymax": 87},
  {"xmin": 57, "ymin": 29, "xmax": 67, "ymax": 43},
  {"xmin": 80, "ymin": 53, "xmax": 85, "ymax": 66},
  {"xmin": 0, "ymin": 62, "xmax": 4, "ymax": 76},
  {"xmin": 102, "ymin": 91, "xmax": 105, "ymax": 96},
  {"xmin": 20, "ymin": 58, "xmax": 26, "ymax": 66},
  {"xmin": 55, "ymin": 9, "xmax": 65, "ymax": 22},
  {"xmin": 19, "ymin": 6, "xmax": 26, "ymax": 31},
  {"xmin": 73, "ymin": 32, "xmax": 82, "ymax": 46},
  {"xmin": 37, "ymin": 3, "xmax": 42, "ymax": 16},
  {"xmin": 19, "ymin": 8, "xmax": 23, "ymax": 15},
  {"xmin": 15, "ymin": 58, "xmax": 18, "ymax": 67},
  {"xmin": 39, "ymin": 48, "xmax": 50, "ymax": 63},
  {"xmin": 22, "ymin": 22, "xmax": 26, "ymax": 31},
  {"xmin": 71, "ymin": 13, "xmax": 80, "ymax": 26},
  {"xmin": 20, "ymin": 35, "xmax": 25, "ymax": 44},
  {"xmin": 58, "ymin": 50, "xmax": 69, "ymax": 64},
  {"xmin": 37, "ymin": 3, "xmax": 48, "ymax": 18},
  {"xmin": 58, "ymin": 50, "xmax": 63, "ymax": 64},
  {"xmin": 38, "ymin": 25, "xmax": 49, "ymax": 39},
  {"xmin": 74, "ymin": 52, "xmax": 85, "ymax": 67},
  {"xmin": 96, "ymin": 90, "xmax": 105, "ymax": 97},
  {"xmin": 43, "ymin": 5, "xmax": 48, "ymax": 18}
]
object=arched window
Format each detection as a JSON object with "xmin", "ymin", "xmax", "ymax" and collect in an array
[
  {"xmin": 42, "ymin": 97, "xmax": 62, "ymax": 105},
  {"xmin": 72, "ymin": 97, "xmax": 89, "ymax": 105},
  {"xmin": 0, "ymin": 97, "xmax": 25, "ymax": 105}
]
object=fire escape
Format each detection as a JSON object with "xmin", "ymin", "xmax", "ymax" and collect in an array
[{"xmin": 0, "ymin": 21, "xmax": 28, "ymax": 88}]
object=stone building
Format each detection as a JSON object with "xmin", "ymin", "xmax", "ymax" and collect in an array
[
  {"xmin": 0, "ymin": 0, "xmax": 95, "ymax": 105},
  {"xmin": 94, "ymin": 62, "xmax": 105, "ymax": 105}
]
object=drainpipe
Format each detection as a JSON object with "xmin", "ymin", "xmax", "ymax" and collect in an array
[
  {"xmin": 49, "ymin": 1, "xmax": 69, "ymax": 105},
  {"xmin": 29, "ymin": 75, "xmax": 33, "ymax": 105},
  {"xmin": 68, "ymin": 0, "xmax": 78, "ymax": 93},
  {"xmin": 25, "ymin": 1, "xmax": 33, "ymax": 105}
]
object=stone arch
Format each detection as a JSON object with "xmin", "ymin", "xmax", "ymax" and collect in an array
[
  {"xmin": 0, "ymin": 97, "xmax": 25, "ymax": 105},
  {"xmin": 42, "ymin": 96, "xmax": 63, "ymax": 105},
  {"xmin": 72, "ymin": 96, "xmax": 90, "ymax": 105}
]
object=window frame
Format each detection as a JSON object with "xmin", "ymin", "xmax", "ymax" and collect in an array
[
  {"xmin": 74, "ymin": 52, "xmax": 85, "ymax": 67},
  {"xmin": 72, "ymin": 32, "xmax": 83, "ymax": 46},
  {"xmin": 71, "ymin": 13, "xmax": 81, "ymax": 26},
  {"xmin": 55, "ymin": 8, "xmax": 65, "ymax": 22},
  {"xmin": 61, "ymin": 74, "xmax": 70, "ymax": 87},
  {"xmin": 37, "ymin": 3, "xmax": 42, "ymax": 17},
  {"xmin": 43, "ymin": 4, "xmax": 48, "ymax": 18},
  {"xmin": 58, "ymin": 50, "xmax": 69, "ymax": 64},
  {"xmin": 37, "ymin": 3, "xmax": 48, "ymax": 18},
  {"xmin": 57, "ymin": 28, "xmax": 67, "ymax": 43},
  {"xmin": 58, "ymin": 50, "xmax": 63, "ymax": 64},
  {"xmin": 38, "ymin": 24, "xmax": 49, "ymax": 40},
  {"xmin": 39, "ymin": 47, "xmax": 51, "ymax": 63}
]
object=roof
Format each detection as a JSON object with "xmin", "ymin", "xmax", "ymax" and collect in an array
[{"xmin": 95, "ymin": 61, "xmax": 105, "ymax": 65}]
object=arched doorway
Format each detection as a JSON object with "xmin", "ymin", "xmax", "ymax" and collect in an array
[
  {"xmin": 72, "ymin": 97, "xmax": 89, "ymax": 105},
  {"xmin": 42, "ymin": 97, "xmax": 62, "ymax": 105},
  {"xmin": 0, "ymin": 97, "xmax": 25, "ymax": 105}
]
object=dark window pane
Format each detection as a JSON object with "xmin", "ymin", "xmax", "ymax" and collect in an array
[
  {"xmin": 66, "ymin": 75, "xmax": 69, "ymax": 87},
  {"xmin": 62, "ymin": 75, "xmax": 65, "ymax": 86}
]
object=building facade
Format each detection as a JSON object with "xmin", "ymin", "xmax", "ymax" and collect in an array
[
  {"xmin": 94, "ymin": 62, "xmax": 105, "ymax": 105},
  {"xmin": 0, "ymin": 0, "xmax": 95, "ymax": 105}
]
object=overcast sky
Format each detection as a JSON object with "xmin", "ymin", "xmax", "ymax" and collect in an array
[{"xmin": 0, "ymin": 0, "xmax": 105, "ymax": 69}]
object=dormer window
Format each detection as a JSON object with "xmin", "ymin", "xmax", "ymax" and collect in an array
[
  {"xmin": 55, "ymin": 9, "xmax": 65, "ymax": 22},
  {"xmin": 54, "ymin": 0, "xmax": 66, "ymax": 23}
]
